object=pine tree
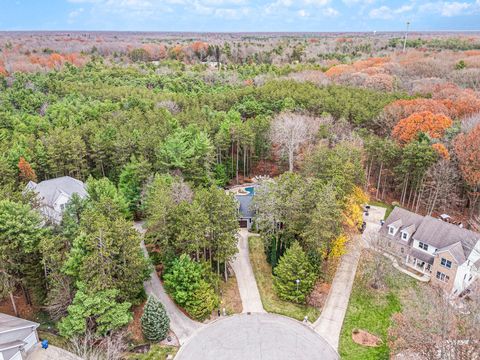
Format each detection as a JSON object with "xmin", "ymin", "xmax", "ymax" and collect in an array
[
  {"xmin": 141, "ymin": 296, "xmax": 170, "ymax": 342},
  {"xmin": 186, "ymin": 280, "xmax": 219, "ymax": 321},
  {"xmin": 273, "ymin": 241, "xmax": 316, "ymax": 304}
]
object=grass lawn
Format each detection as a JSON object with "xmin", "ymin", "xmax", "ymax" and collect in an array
[
  {"xmin": 127, "ymin": 345, "xmax": 178, "ymax": 360},
  {"xmin": 339, "ymin": 251, "xmax": 417, "ymax": 360},
  {"xmin": 248, "ymin": 236, "xmax": 320, "ymax": 322},
  {"xmin": 369, "ymin": 200, "xmax": 395, "ymax": 220}
]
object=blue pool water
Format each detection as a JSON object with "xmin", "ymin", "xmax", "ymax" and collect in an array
[{"xmin": 245, "ymin": 186, "xmax": 255, "ymax": 195}]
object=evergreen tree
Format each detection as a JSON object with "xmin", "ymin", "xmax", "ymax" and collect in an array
[
  {"xmin": 118, "ymin": 155, "xmax": 151, "ymax": 218},
  {"xmin": 141, "ymin": 296, "xmax": 170, "ymax": 342},
  {"xmin": 0, "ymin": 200, "xmax": 46, "ymax": 306},
  {"xmin": 58, "ymin": 283, "xmax": 132, "ymax": 338},
  {"xmin": 273, "ymin": 241, "xmax": 316, "ymax": 304},
  {"xmin": 186, "ymin": 279, "xmax": 219, "ymax": 321}
]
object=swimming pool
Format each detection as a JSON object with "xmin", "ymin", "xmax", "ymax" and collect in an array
[{"xmin": 245, "ymin": 186, "xmax": 255, "ymax": 195}]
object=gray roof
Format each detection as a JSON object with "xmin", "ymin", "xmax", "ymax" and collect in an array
[
  {"xmin": 28, "ymin": 176, "xmax": 87, "ymax": 205},
  {"xmin": 409, "ymin": 248, "xmax": 434, "ymax": 265},
  {"xmin": 381, "ymin": 207, "xmax": 480, "ymax": 265},
  {"xmin": 380, "ymin": 207, "xmax": 424, "ymax": 242},
  {"xmin": 414, "ymin": 216, "xmax": 479, "ymax": 257},
  {"xmin": 0, "ymin": 313, "xmax": 39, "ymax": 334},
  {"xmin": 436, "ymin": 242, "xmax": 466, "ymax": 264},
  {"xmin": 236, "ymin": 194, "xmax": 254, "ymax": 218}
]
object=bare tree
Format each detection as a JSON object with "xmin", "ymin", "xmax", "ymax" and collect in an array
[
  {"xmin": 390, "ymin": 284, "xmax": 480, "ymax": 360},
  {"xmin": 69, "ymin": 329, "xmax": 127, "ymax": 360},
  {"xmin": 270, "ymin": 112, "xmax": 319, "ymax": 171},
  {"xmin": 419, "ymin": 160, "xmax": 461, "ymax": 215}
]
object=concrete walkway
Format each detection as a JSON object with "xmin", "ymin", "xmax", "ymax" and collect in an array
[
  {"xmin": 134, "ymin": 222, "xmax": 202, "ymax": 345},
  {"xmin": 27, "ymin": 344, "xmax": 82, "ymax": 360},
  {"xmin": 230, "ymin": 229, "xmax": 265, "ymax": 313},
  {"xmin": 313, "ymin": 206, "xmax": 386, "ymax": 351}
]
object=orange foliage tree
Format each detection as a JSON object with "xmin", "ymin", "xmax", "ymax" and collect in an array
[
  {"xmin": 392, "ymin": 111, "xmax": 453, "ymax": 144},
  {"xmin": 18, "ymin": 157, "xmax": 37, "ymax": 183},
  {"xmin": 454, "ymin": 124, "xmax": 480, "ymax": 216},
  {"xmin": 431, "ymin": 143, "xmax": 450, "ymax": 160}
]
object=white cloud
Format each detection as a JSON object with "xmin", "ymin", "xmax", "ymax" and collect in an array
[
  {"xmin": 419, "ymin": 1, "xmax": 476, "ymax": 17},
  {"xmin": 303, "ymin": 0, "xmax": 330, "ymax": 6},
  {"xmin": 323, "ymin": 7, "xmax": 339, "ymax": 16},
  {"xmin": 369, "ymin": 6, "xmax": 393, "ymax": 19},
  {"xmin": 297, "ymin": 9, "xmax": 310, "ymax": 17},
  {"xmin": 369, "ymin": 3, "xmax": 414, "ymax": 19}
]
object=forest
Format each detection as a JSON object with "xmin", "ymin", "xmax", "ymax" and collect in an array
[{"xmin": 1, "ymin": 31, "xmax": 480, "ymax": 358}]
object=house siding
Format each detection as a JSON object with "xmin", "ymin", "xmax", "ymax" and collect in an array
[{"xmin": 431, "ymin": 251, "xmax": 458, "ymax": 293}]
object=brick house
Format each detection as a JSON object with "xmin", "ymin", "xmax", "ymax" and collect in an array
[{"xmin": 378, "ymin": 207, "xmax": 480, "ymax": 295}]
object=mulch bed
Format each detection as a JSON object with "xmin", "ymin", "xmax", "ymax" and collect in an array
[{"xmin": 352, "ymin": 329, "xmax": 383, "ymax": 347}]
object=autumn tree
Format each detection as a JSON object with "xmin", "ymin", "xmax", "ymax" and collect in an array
[
  {"xmin": 392, "ymin": 111, "xmax": 453, "ymax": 144},
  {"xmin": 270, "ymin": 112, "xmax": 319, "ymax": 171},
  {"xmin": 454, "ymin": 124, "xmax": 480, "ymax": 218},
  {"xmin": 17, "ymin": 157, "xmax": 37, "ymax": 183}
]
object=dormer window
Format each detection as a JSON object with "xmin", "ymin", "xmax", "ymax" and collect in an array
[
  {"xmin": 401, "ymin": 231, "xmax": 408, "ymax": 241},
  {"xmin": 418, "ymin": 242, "xmax": 429, "ymax": 251},
  {"xmin": 388, "ymin": 226, "xmax": 395, "ymax": 235}
]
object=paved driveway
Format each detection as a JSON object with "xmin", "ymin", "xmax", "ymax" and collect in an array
[
  {"xmin": 230, "ymin": 229, "xmax": 265, "ymax": 313},
  {"xmin": 134, "ymin": 222, "xmax": 202, "ymax": 345},
  {"xmin": 27, "ymin": 345, "xmax": 82, "ymax": 360},
  {"xmin": 175, "ymin": 313, "xmax": 339, "ymax": 360},
  {"xmin": 313, "ymin": 206, "xmax": 386, "ymax": 351}
]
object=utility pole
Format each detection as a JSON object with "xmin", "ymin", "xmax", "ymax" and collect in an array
[{"xmin": 403, "ymin": 21, "xmax": 410, "ymax": 53}]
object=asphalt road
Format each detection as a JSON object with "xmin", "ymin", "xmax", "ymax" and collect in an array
[{"xmin": 175, "ymin": 313, "xmax": 339, "ymax": 360}]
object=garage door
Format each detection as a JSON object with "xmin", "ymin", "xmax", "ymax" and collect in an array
[{"xmin": 239, "ymin": 220, "xmax": 248, "ymax": 228}]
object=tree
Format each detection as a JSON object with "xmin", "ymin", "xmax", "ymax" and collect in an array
[
  {"xmin": 17, "ymin": 157, "xmax": 37, "ymax": 183},
  {"xmin": 156, "ymin": 126, "xmax": 213, "ymax": 185},
  {"xmin": 163, "ymin": 254, "xmax": 218, "ymax": 320},
  {"xmin": 390, "ymin": 285, "xmax": 479, "ymax": 360},
  {"xmin": 0, "ymin": 200, "xmax": 46, "ymax": 308},
  {"xmin": 302, "ymin": 141, "xmax": 365, "ymax": 199},
  {"xmin": 454, "ymin": 124, "xmax": 480, "ymax": 218},
  {"xmin": 270, "ymin": 112, "xmax": 319, "ymax": 171},
  {"xmin": 392, "ymin": 111, "xmax": 453, "ymax": 145},
  {"xmin": 302, "ymin": 185, "xmax": 343, "ymax": 260},
  {"xmin": 64, "ymin": 206, "xmax": 149, "ymax": 303},
  {"xmin": 58, "ymin": 284, "xmax": 132, "ymax": 338},
  {"xmin": 273, "ymin": 242, "xmax": 316, "ymax": 304},
  {"xmin": 118, "ymin": 156, "xmax": 151, "ymax": 218},
  {"xmin": 85, "ymin": 177, "xmax": 130, "ymax": 219},
  {"xmin": 141, "ymin": 296, "xmax": 170, "ymax": 342}
]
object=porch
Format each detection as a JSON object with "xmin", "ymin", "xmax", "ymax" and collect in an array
[{"xmin": 405, "ymin": 250, "xmax": 433, "ymax": 276}]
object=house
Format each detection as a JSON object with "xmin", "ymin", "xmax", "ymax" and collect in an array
[
  {"xmin": 379, "ymin": 207, "xmax": 480, "ymax": 295},
  {"xmin": 235, "ymin": 194, "xmax": 254, "ymax": 230},
  {"xmin": 25, "ymin": 176, "xmax": 87, "ymax": 224},
  {"xmin": 0, "ymin": 313, "xmax": 39, "ymax": 360}
]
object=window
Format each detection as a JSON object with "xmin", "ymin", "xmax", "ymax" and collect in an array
[
  {"xmin": 440, "ymin": 258, "xmax": 452, "ymax": 269},
  {"xmin": 388, "ymin": 241, "xmax": 391, "ymax": 247},
  {"xmin": 436, "ymin": 271, "xmax": 449, "ymax": 283},
  {"xmin": 388, "ymin": 226, "xmax": 395, "ymax": 235},
  {"xmin": 418, "ymin": 242, "xmax": 429, "ymax": 251},
  {"xmin": 60, "ymin": 203, "xmax": 66, "ymax": 211},
  {"xmin": 402, "ymin": 232, "xmax": 408, "ymax": 240},
  {"xmin": 401, "ymin": 247, "xmax": 404, "ymax": 254}
]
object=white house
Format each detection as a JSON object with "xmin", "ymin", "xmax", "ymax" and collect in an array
[
  {"xmin": 0, "ymin": 313, "xmax": 39, "ymax": 360},
  {"xmin": 25, "ymin": 176, "xmax": 87, "ymax": 224}
]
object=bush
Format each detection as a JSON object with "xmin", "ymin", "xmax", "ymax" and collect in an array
[
  {"xmin": 141, "ymin": 296, "xmax": 170, "ymax": 342},
  {"xmin": 163, "ymin": 254, "xmax": 219, "ymax": 320},
  {"xmin": 273, "ymin": 242, "xmax": 317, "ymax": 304}
]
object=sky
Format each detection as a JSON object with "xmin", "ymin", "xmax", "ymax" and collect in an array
[{"xmin": 1, "ymin": 0, "xmax": 480, "ymax": 32}]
